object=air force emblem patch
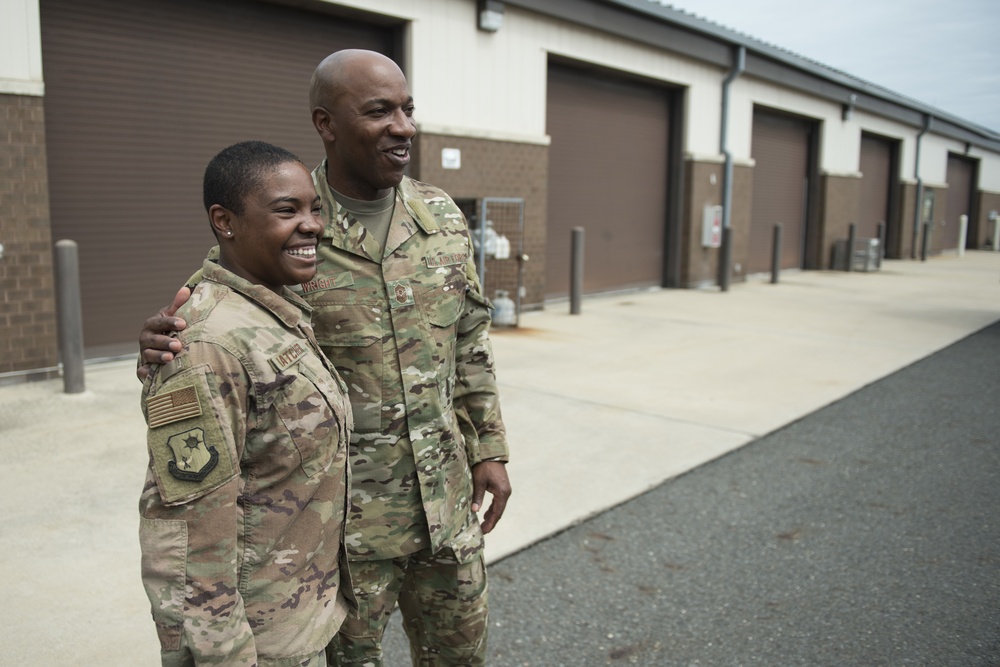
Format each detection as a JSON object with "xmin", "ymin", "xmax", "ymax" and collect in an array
[
  {"xmin": 165, "ymin": 428, "xmax": 218, "ymax": 481},
  {"xmin": 146, "ymin": 371, "xmax": 238, "ymax": 504}
]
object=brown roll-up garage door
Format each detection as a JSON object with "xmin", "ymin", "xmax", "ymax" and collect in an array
[
  {"xmin": 943, "ymin": 153, "xmax": 977, "ymax": 253},
  {"xmin": 545, "ymin": 63, "xmax": 672, "ymax": 299},
  {"xmin": 749, "ymin": 109, "xmax": 813, "ymax": 274},
  {"xmin": 859, "ymin": 133, "xmax": 897, "ymax": 251},
  {"xmin": 40, "ymin": 0, "xmax": 398, "ymax": 357}
]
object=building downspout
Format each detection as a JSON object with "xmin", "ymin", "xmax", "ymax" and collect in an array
[
  {"xmin": 718, "ymin": 45, "xmax": 745, "ymax": 291},
  {"xmin": 912, "ymin": 113, "xmax": 931, "ymax": 259}
]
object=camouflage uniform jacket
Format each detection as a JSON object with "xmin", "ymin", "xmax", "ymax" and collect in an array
[
  {"xmin": 140, "ymin": 259, "xmax": 353, "ymax": 667},
  {"xmin": 305, "ymin": 161, "xmax": 508, "ymax": 562}
]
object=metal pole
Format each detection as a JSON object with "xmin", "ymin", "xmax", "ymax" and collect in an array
[
  {"xmin": 54, "ymin": 240, "xmax": 85, "ymax": 394},
  {"xmin": 958, "ymin": 215, "xmax": 968, "ymax": 257},
  {"xmin": 719, "ymin": 227, "xmax": 733, "ymax": 292},
  {"xmin": 719, "ymin": 46, "xmax": 744, "ymax": 295},
  {"xmin": 570, "ymin": 227, "xmax": 584, "ymax": 315},
  {"xmin": 846, "ymin": 223, "xmax": 857, "ymax": 272},
  {"xmin": 876, "ymin": 221, "xmax": 885, "ymax": 269},
  {"xmin": 921, "ymin": 222, "xmax": 931, "ymax": 262},
  {"xmin": 770, "ymin": 223, "xmax": 783, "ymax": 284},
  {"xmin": 476, "ymin": 201, "xmax": 488, "ymax": 286}
]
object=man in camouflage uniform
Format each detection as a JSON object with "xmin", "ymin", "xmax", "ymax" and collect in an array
[
  {"xmin": 141, "ymin": 51, "xmax": 511, "ymax": 665},
  {"xmin": 139, "ymin": 142, "xmax": 353, "ymax": 666}
]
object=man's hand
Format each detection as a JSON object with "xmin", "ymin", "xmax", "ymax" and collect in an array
[
  {"xmin": 136, "ymin": 286, "xmax": 191, "ymax": 380},
  {"xmin": 471, "ymin": 460, "xmax": 511, "ymax": 534}
]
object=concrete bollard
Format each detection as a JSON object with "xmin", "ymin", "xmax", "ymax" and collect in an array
[
  {"xmin": 876, "ymin": 221, "xmax": 885, "ymax": 269},
  {"xmin": 846, "ymin": 223, "xmax": 857, "ymax": 272},
  {"xmin": 719, "ymin": 226, "xmax": 733, "ymax": 292},
  {"xmin": 958, "ymin": 215, "xmax": 968, "ymax": 257},
  {"xmin": 54, "ymin": 240, "xmax": 86, "ymax": 394},
  {"xmin": 570, "ymin": 227, "xmax": 584, "ymax": 315},
  {"xmin": 770, "ymin": 223, "xmax": 783, "ymax": 284}
]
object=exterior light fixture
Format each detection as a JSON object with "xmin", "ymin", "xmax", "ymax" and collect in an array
[
  {"xmin": 842, "ymin": 93, "xmax": 857, "ymax": 121},
  {"xmin": 478, "ymin": 0, "xmax": 504, "ymax": 32}
]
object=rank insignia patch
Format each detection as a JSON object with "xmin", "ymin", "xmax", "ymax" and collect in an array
[
  {"xmin": 147, "ymin": 385, "xmax": 202, "ymax": 428},
  {"xmin": 388, "ymin": 280, "xmax": 414, "ymax": 307},
  {"xmin": 165, "ymin": 428, "xmax": 218, "ymax": 482}
]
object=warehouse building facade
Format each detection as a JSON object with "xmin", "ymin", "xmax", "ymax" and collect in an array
[{"xmin": 3, "ymin": 0, "xmax": 1000, "ymax": 379}]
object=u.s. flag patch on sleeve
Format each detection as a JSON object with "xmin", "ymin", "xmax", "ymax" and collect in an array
[{"xmin": 147, "ymin": 385, "xmax": 203, "ymax": 428}]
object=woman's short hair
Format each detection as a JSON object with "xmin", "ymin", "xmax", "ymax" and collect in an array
[{"xmin": 203, "ymin": 141, "xmax": 304, "ymax": 215}]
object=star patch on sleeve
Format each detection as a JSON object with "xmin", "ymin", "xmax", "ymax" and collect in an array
[{"xmin": 165, "ymin": 428, "xmax": 218, "ymax": 481}]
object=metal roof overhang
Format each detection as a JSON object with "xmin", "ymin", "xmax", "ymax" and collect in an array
[{"xmin": 505, "ymin": 0, "xmax": 1000, "ymax": 153}]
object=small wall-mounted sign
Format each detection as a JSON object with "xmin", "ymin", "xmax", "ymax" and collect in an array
[{"xmin": 442, "ymin": 148, "xmax": 461, "ymax": 170}]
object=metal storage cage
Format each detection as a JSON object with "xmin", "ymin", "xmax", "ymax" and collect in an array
[
  {"xmin": 470, "ymin": 197, "xmax": 525, "ymax": 327},
  {"xmin": 833, "ymin": 237, "xmax": 881, "ymax": 272}
]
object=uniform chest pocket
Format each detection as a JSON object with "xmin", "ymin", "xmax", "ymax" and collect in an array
[
  {"xmin": 268, "ymin": 367, "xmax": 343, "ymax": 478},
  {"xmin": 415, "ymin": 285, "xmax": 466, "ymax": 390},
  {"xmin": 312, "ymin": 302, "xmax": 383, "ymax": 434},
  {"xmin": 419, "ymin": 285, "xmax": 465, "ymax": 329}
]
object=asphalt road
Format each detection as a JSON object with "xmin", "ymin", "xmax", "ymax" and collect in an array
[{"xmin": 384, "ymin": 322, "xmax": 1000, "ymax": 666}]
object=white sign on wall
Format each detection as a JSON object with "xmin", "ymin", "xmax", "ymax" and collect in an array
[{"xmin": 441, "ymin": 147, "xmax": 461, "ymax": 170}]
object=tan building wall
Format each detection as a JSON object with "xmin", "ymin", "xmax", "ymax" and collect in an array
[
  {"xmin": 0, "ymin": 93, "xmax": 57, "ymax": 380},
  {"xmin": 412, "ymin": 133, "xmax": 548, "ymax": 308}
]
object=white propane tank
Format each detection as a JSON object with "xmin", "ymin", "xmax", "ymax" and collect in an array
[
  {"xmin": 492, "ymin": 290, "xmax": 516, "ymax": 326},
  {"xmin": 495, "ymin": 234, "xmax": 511, "ymax": 259}
]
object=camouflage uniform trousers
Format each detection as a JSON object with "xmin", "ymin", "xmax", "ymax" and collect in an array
[
  {"xmin": 160, "ymin": 642, "xmax": 331, "ymax": 666},
  {"xmin": 300, "ymin": 651, "xmax": 331, "ymax": 667},
  {"xmin": 327, "ymin": 549, "xmax": 489, "ymax": 666}
]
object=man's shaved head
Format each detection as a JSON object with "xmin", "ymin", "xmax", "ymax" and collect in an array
[
  {"xmin": 308, "ymin": 48, "xmax": 416, "ymax": 200},
  {"xmin": 309, "ymin": 49, "xmax": 403, "ymax": 112}
]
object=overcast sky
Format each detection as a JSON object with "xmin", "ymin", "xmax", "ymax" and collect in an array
[{"xmin": 662, "ymin": 0, "xmax": 1000, "ymax": 132}]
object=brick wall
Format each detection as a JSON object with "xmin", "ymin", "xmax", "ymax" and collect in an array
[
  {"xmin": 681, "ymin": 159, "xmax": 723, "ymax": 286},
  {"xmin": 897, "ymin": 183, "xmax": 919, "ymax": 259},
  {"xmin": 0, "ymin": 93, "xmax": 58, "ymax": 379},
  {"xmin": 412, "ymin": 133, "xmax": 548, "ymax": 308},
  {"xmin": 927, "ymin": 187, "xmax": 950, "ymax": 255},
  {"xmin": 974, "ymin": 191, "xmax": 1000, "ymax": 249},
  {"xmin": 683, "ymin": 161, "xmax": 754, "ymax": 286},
  {"xmin": 818, "ymin": 173, "xmax": 863, "ymax": 269}
]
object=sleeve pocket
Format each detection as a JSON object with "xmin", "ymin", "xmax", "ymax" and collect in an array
[{"xmin": 139, "ymin": 516, "xmax": 187, "ymax": 651}]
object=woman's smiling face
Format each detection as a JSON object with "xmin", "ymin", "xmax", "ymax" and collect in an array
[{"xmin": 218, "ymin": 160, "xmax": 324, "ymax": 292}]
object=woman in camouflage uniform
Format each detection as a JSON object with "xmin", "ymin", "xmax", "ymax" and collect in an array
[{"xmin": 139, "ymin": 141, "xmax": 354, "ymax": 667}]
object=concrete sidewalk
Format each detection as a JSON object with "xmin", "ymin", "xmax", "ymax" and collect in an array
[{"xmin": 1, "ymin": 251, "xmax": 998, "ymax": 666}]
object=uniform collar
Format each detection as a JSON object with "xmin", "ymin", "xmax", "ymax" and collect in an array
[
  {"xmin": 201, "ymin": 259, "xmax": 312, "ymax": 329},
  {"xmin": 313, "ymin": 160, "xmax": 441, "ymax": 237}
]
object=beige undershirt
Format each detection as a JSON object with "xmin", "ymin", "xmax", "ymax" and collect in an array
[{"xmin": 330, "ymin": 188, "xmax": 395, "ymax": 260}]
